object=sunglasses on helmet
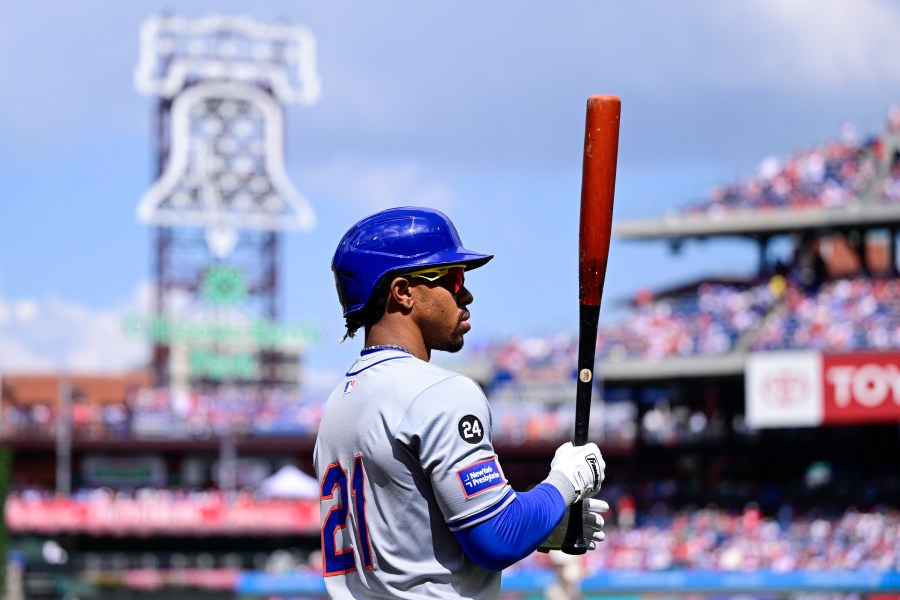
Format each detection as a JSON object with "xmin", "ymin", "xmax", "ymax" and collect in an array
[{"xmin": 405, "ymin": 264, "xmax": 466, "ymax": 294}]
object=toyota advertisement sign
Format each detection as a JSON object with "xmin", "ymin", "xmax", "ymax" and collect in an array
[{"xmin": 746, "ymin": 351, "xmax": 900, "ymax": 428}]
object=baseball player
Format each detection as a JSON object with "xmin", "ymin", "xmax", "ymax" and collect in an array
[{"xmin": 314, "ymin": 207, "xmax": 608, "ymax": 599}]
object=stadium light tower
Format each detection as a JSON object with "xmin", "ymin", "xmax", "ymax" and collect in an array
[{"xmin": 134, "ymin": 14, "xmax": 321, "ymax": 390}]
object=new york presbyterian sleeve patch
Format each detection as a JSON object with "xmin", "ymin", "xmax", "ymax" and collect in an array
[{"xmin": 456, "ymin": 457, "xmax": 505, "ymax": 499}]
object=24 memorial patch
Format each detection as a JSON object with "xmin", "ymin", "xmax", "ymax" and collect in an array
[{"xmin": 457, "ymin": 415, "xmax": 484, "ymax": 444}]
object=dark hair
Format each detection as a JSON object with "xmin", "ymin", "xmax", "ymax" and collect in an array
[{"xmin": 342, "ymin": 278, "xmax": 391, "ymax": 341}]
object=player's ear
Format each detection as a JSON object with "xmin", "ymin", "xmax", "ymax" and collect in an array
[{"xmin": 387, "ymin": 277, "xmax": 415, "ymax": 312}]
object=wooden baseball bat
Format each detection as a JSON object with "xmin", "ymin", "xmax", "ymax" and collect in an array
[{"xmin": 561, "ymin": 94, "xmax": 620, "ymax": 555}]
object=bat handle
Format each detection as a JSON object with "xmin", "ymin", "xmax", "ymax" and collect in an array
[{"xmin": 561, "ymin": 304, "xmax": 600, "ymax": 555}]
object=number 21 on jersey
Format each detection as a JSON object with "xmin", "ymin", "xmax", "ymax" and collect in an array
[{"xmin": 320, "ymin": 455, "xmax": 373, "ymax": 576}]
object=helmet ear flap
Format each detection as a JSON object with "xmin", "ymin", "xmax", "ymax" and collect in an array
[
  {"xmin": 333, "ymin": 270, "xmax": 355, "ymax": 315},
  {"xmin": 343, "ymin": 275, "xmax": 393, "ymax": 337}
]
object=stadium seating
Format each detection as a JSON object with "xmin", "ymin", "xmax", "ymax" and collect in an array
[
  {"xmin": 679, "ymin": 125, "xmax": 890, "ymax": 217},
  {"xmin": 751, "ymin": 276, "xmax": 900, "ymax": 351},
  {"xmin": 596, "ymin": 283, "xmax": 777, "ymax": 360},
  {"xmin": 1, "ymin": 386, "xmax": 323, "ymax": 440},
  {"xmin": 510, "ymin": 506, "xmax": 900, "ymax": 574}
]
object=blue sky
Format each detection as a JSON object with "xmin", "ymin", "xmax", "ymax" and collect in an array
[{"xmin": 3, "ymin": 1, "xmax": 900, "ymax": 391}]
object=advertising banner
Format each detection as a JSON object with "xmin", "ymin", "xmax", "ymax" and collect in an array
[
  {"xmin": 746, "ymin": 351, "xmax": 821, "ymax": 428},
  {"xmin": 5, "ymin": 495, "xmax": 319, "ymax": 536},
  {"xmin": 81, "ymin": 455, "xmax": 167, "ymax": 487},
  {"xmin": 822, "ymin": 351, "xmax": 900, "ymax": 425},
  {"xmin": 746, "ymin": 351, "xmax": 900, "ymax": 428}
]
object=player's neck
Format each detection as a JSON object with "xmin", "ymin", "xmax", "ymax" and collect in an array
[{"xmin": 365, "ymin": 321, "xmax": 430, "ymax": 362}]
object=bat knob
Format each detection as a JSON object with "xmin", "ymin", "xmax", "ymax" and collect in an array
[{"xmin": 560, "ymin": 537, "xmax": 590, "ymax": 556}]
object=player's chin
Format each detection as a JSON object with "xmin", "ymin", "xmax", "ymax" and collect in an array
[
  {"xmin": 445, "ymin": 330, "xmax": 467, "ymax": 353},
  {"xmin": 445, "ymin": 335, "xmax": 465, "ymax": 353}
]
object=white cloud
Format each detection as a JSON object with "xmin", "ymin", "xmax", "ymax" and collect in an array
[
  {"xmin": 14, "ymin": 299, "xmax": 38, "ymax": 323},
  {"xmin": 0, "ymin": 336, "xmax": 55, "ymax": 373},
  {"xmin": 300, "ymin": 157, "xmax": 459, "ymax": 213},
  {"xmin": 0, "ymin": 287, "xmax": 149, "ymax": 374},
  {"xmin": 700, "ymin": 0, "xmax": 900, "ymax": 90}
]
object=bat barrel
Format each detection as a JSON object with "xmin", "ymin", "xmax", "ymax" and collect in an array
[{"xmin": 579, "ymin": 95, "xmax": 620, "ymax": 308}]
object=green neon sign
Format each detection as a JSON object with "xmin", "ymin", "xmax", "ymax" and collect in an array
[
  {"xmin": 189, "ymin": 350, "xmax": 257, "ymax": 380},
  {"xmin": 122, "ymin": 314, "xmax": 319, "ymax": 349}
]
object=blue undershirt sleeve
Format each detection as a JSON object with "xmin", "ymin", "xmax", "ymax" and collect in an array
[{"xmin": 452, "ymin": 482, "xmax": 567, "ymax": 572}]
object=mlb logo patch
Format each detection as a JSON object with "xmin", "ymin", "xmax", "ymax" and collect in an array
[
  {"xmin": 342, "ymin": 379, "xmax": 357, "ymax": 394},
  {"xmin": 456, "ymin": 457, "xmax": 505, "ymax": 499}
]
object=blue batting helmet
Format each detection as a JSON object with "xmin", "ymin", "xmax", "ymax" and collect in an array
[{"xmin": 332, "ymin": 207, "xmax": 493, "ymax": 317}]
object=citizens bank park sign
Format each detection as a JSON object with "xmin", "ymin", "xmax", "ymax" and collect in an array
[{"xmin": 745, "ymin": 350, "xmax": 900, "ymax": 428}]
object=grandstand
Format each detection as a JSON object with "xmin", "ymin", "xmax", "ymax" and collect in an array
[
  {"xmin": 459, "ymin": 108, "xmax": 900, "ymax": 595},
  {"xmin": 4, "ymin": 110, "xmax": 900, "ymax": 598}
]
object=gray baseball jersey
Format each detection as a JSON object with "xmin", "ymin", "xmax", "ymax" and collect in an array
[{"xmin": 313, "ymin": 348, "xmax": 514, "ymax": 599}]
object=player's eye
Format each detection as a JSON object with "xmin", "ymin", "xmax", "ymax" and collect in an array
[{"xmin": 441, "ymin": 268, "xmax": 465, "ymax": 294}]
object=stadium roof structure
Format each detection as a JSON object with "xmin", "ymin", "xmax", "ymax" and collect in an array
[
  {"xmin": 615, "ymin": 201, "xmax": 900, "ymax": 242},
  {"xmin": 597, "ymin": 352, "xmax": 745, "ymax": 382}
]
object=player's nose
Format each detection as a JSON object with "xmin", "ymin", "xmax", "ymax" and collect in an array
[{"xmin": 457, "ymin": 284, "xmax": 473, "ymax": 306}]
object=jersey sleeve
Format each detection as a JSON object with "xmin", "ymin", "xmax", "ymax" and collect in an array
[{"xmin": 394, "ymin": 375, "xmax": 514, "ymax": 529}]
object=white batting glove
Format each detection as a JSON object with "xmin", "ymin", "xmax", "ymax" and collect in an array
[
  {"xmin": 540, "ymin": 498, "xmax": 610, "ymax": 551},
  {"xmin": 550, "ymin": 442, "xmax": 605, "ymax": 503}
]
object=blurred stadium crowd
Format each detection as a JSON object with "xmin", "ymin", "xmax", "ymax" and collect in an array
[
  {"xmin": 513, "ymin": 507, "xmax": 900, "ymax": 574},
  {"xmin": 1, "ymin": 386, "xmax": 324, "ymax": 440},
  {"xmin": 752, "ymin": 276, "xmax": 900, "ymax": 351},
  {"xmin": 596, "ymin": 274, "xmax": 900, "ymax": 360},
  {"xmin": 680, "ymin": 107, "xmax": 900, "ymax": 215}
]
